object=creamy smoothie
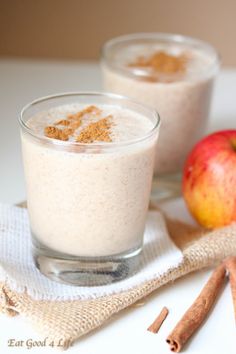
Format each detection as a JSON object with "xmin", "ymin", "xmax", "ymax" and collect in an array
[
  {"xmin": 21, "ymin": 98, "xmax": 159, "ymax": 258},
  {"xmin": 102, "ymin": 33, "xmax": 220, "ymax": 175}
]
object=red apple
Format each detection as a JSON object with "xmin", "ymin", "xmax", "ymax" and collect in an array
[{"xmin": 183, "ymin": 130, "xmax": 236, "ymax": 228}]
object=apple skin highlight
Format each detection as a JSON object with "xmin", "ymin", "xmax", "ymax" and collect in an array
[{"xmin": 183, "ymin": 130, "xmax": 236, "ymax": 228}]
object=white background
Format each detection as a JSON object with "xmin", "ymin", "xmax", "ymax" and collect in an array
[{"xmin": 0, "ymin": 59, "xmax": 235, "ymax": 353}]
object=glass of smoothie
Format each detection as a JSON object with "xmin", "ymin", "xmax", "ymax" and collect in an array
[
  {"xmin": 101, "ymin": 33, "xmax": 220, "ymax": 200},
  {"xmin": 19, "ymin": 92, "xmax": 160, "ymax": 286}
]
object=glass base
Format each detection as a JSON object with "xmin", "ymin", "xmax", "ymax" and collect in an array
[
  {"xmin": 33, "ymin": 238, "xmax": 142, "ymax": 286},
  {"xmin": 151, "ymin": 173, "xmax": 182, "ymax": 202}
]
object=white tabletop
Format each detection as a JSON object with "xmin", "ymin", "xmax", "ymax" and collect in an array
[{"xmin": 0, "ymin": 59, "xmax": 235, "ymax": 354}]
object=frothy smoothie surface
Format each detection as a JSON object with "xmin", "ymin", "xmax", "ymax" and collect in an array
[
  {"xmin": 26, "ymin": 104, "xmax": 154, "ymax": 144},
  {"xmin": 103, "ymin": 38, "xmax": 219, "ymax": 174},
  {"xmin": 109, "ymin": 44, "xmax": 216, "ymax": 83},
  {"xmin": 22, "ymin": 101, "xmax": 158, "ymax": 257}
]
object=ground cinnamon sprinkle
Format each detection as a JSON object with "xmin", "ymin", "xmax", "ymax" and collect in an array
[
  {"xmin": 63, "ymin": 127, "xmax": 75, "ymax": 136},
  {"xmin": 67, "ymin": 111, "xmax": 83, "ymax": 121},
  {"xmin": 76, "ymin": 116, "xmax": 112, "ymax": 143},
  {"xmin": 69, "ymin": 120, "xmax": 82, "ymax": 131},
  {"xmin": 82, "ymin": 105, "xmax": 102, "ymax": 115},
  {"xmin": 55, "ymin": 119, "xmax": 70, "ymax": 126},
  {"xmin": 44, "ymin": 126, "xmax": 69, "ymax": 141},
  {"xmin": 67, "ymin": 105, "xmax": 101, "ymax": 120},
  {"xmin": 44, "ymin": 105, "xmax": 113, "ymax": 143},
  {"xmin": 128, "ymin": 51, "xmax": 188, "ymax": 78}
]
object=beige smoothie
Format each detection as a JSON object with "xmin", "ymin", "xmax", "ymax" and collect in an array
[
  {"xmin": 21, "ymin": 101, "xmax": 159, "ymax": 257},
  {"xmin": 102, "ymin": 34, "xmax": 220, "ymax": 175}
]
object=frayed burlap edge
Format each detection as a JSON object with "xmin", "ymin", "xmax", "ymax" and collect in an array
[{"xmin": 1, "ymin": 215, "xmax": 236, "ymax": 349}]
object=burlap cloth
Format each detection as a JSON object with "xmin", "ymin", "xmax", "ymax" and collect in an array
[{"xmin": 0, "ymin": 205, "xmax": 236, "ymax": 349}]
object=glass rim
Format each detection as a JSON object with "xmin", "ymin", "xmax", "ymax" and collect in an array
[
  {"xmin": 19, "ymin": 91, "xmax": 161, "ymax": 149},
  {"xmin": 101, "ymin": 32, "xmax": 221, "ymax": 80}
]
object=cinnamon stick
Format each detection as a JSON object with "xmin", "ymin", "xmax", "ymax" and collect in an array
[
  {"xmin": 147, "ymin": 306, "xmax": 169, "ymax": 333},
  {"xmin": 225, "ymin": 256, "xmax": 236, "ymax": 321},
  {"xmin": 166, "ymin": 264, "xmax": 226, "ymax": 352}
]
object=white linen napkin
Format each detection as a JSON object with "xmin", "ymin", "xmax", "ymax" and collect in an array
[{"xmin": 0, "ymin": 203, "xmax": 183, "ymax": 300}]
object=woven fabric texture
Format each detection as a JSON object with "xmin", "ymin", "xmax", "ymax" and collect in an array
[
  {"xmin": 1, "ymin": 210, "xmax": 236, "ymax": 349},
  {"xmin": 0, "ymin": 205, "xmax": 183, "ymax": 300}
]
